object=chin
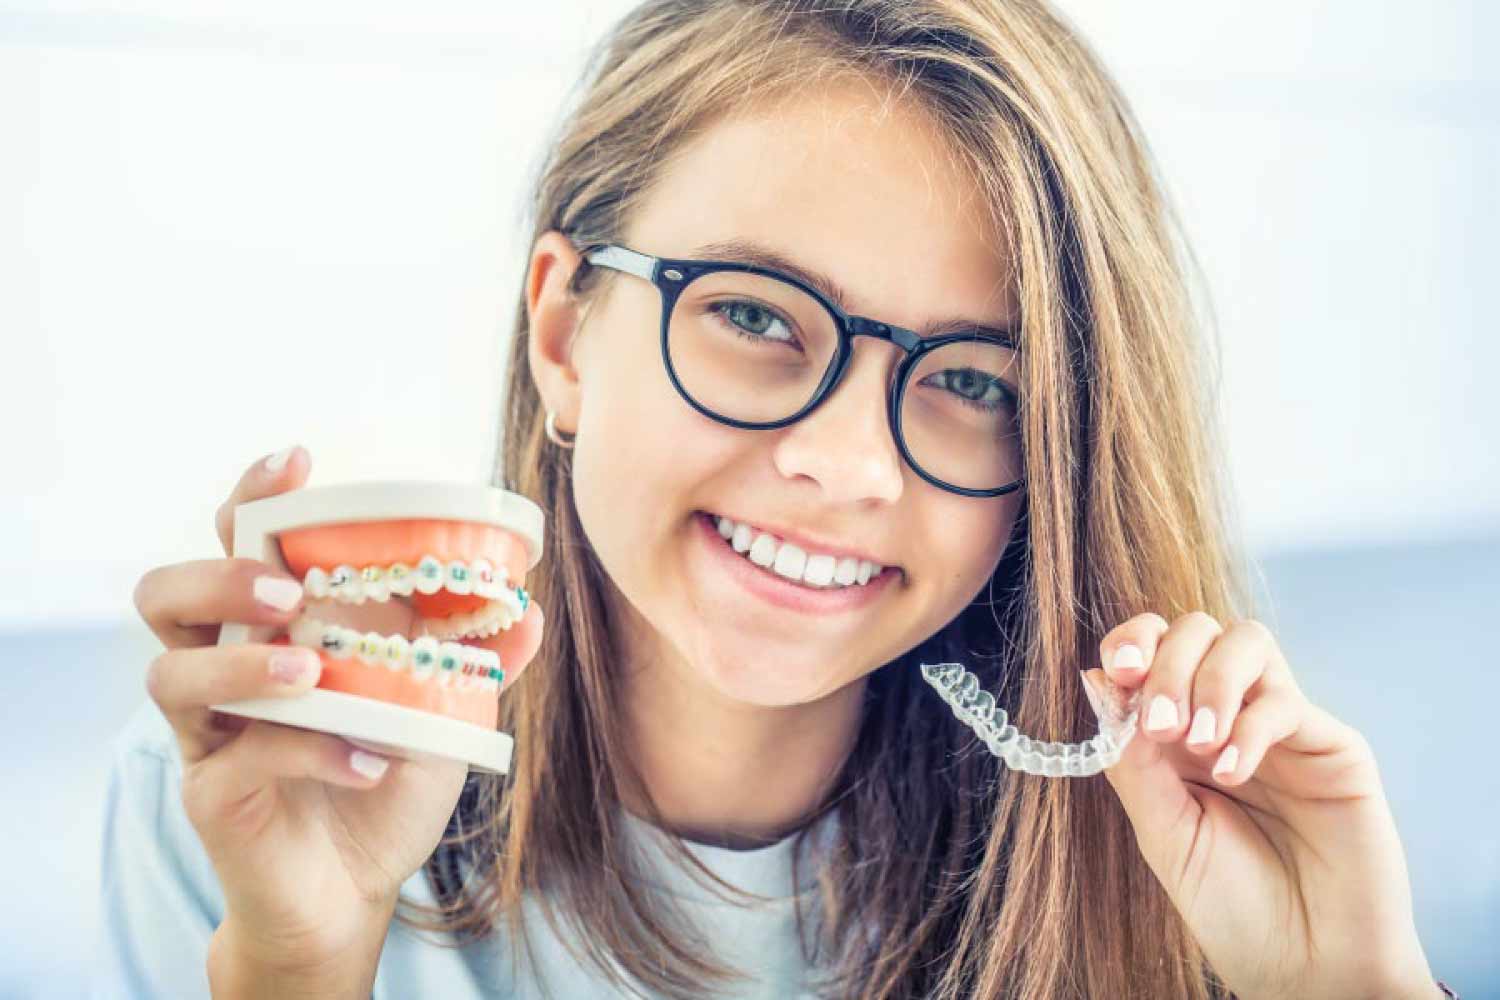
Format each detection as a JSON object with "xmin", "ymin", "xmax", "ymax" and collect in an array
[{"xmin": 691, "ymin": 639, "xmax": 854, "ymax": 708}]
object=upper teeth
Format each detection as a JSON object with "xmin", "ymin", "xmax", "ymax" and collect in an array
[
  {"xmin": 303, "ymin": 557, "xmax": 519, "ymax": 606},
  {"xmin": 713, "ymin": 515, "xmax": 885, "ymax": 589}
]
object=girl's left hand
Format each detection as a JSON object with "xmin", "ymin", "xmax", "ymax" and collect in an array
[{"xmin": 1087, "ymin": 612, "xmax": 1440, "ymax": 1000}]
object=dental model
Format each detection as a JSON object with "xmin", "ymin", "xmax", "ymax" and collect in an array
[
  {"xmin": 920, "ymin": 661, "xmax": 1142, "ymax": 777},
  {"xmin": 216, "ymin": 482, "xmax": 544, "ymax": 774}
]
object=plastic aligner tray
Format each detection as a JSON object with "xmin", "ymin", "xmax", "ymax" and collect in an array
[{"xmin": 920, "ymin": 662, "xmax": 1142, "ymax": 777}]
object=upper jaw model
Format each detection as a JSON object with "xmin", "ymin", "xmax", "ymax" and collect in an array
[{"xmin": 215, "ymin": 482, "xmax": 545, "ymax": 775}]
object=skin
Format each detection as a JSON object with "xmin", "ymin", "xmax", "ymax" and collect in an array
[
  {"xmin": 1087, "ymin": 616, "xmax": 1441, "ymax": 999},
  {"xmin": 129, "ymin": 76, "xmax": 1439, "ymax": 997},
  {"xmin": 132, "ymin": 447, "xmax": 546, "ymax": 998},
  {"xmin": 526, "ymin": 77, "xmax": 1022, "ymax": 846}
]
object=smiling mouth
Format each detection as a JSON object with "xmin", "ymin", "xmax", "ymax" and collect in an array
[{"xmin": 697, "ymin": 511, "xmax": 892, "ymax": 591}]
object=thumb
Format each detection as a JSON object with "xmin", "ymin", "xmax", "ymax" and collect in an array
[{"xmin": 1083, "ymin": 668, "xmax": 1201, "ymax": 890}]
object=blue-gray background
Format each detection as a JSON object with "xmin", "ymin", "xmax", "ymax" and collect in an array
[{"xmin": 3, "ymin": 1, "xmax": 1495, "ymax": 997}]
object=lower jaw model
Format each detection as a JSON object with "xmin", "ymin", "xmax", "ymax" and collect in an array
[{"xmin": 215, "ymin": 482, "xmax": 545, "ymax": 774}]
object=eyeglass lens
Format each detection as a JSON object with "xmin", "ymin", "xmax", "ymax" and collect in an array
[{"xmin": 666, "ymin": 269, "xmax": 1022, "ymax": 493}]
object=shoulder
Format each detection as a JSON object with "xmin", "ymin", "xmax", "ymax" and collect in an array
[
  {"xmin": 111, "ymin": 693, "xmax": 182, "ymax": 767},
  {"xmin": 93, "ymin": 699, "xmax": 224, "ymax": 997},
  {"xmin": 98, "ymin": 698, "xmax": 223, "ymax": 910}
]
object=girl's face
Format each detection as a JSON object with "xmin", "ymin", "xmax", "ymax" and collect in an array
[{"xmin": 532, "ymin": 78, "xmax": 1022, "ymax": 709}]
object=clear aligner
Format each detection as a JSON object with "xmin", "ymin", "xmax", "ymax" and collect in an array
[
  {"xmin": 919, "ymin": 662, "xmax": 1141, "ymax": 777},
  {"xmin": 289, "ymin": 616, "xmax": 505, "ymax": 692}
]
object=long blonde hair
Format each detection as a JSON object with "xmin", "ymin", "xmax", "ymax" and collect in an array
[{"xmin": 403, "ymin": 2, "xmax": 1255, "ymax": 997}]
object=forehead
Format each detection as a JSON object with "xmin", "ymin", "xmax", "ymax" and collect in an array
[{"xmin": 624, "ymin": 77, "xmax": 1018, "ymax": 330}]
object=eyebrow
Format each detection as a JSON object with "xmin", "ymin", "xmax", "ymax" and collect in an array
[{"xmin": 685, "ymin": 238, "xmax": 1019, "ymax": 348}]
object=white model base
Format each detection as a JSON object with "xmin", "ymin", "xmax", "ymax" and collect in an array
[{"xmin": 213, "ymin": 687, "xmax": 514, "ymax": 774}]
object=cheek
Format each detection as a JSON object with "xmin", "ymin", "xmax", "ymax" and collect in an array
[
  {"xmin": 568, "ymin": 338, "xmax": 734, "ymax": 591},
  {"xmin": 930, "ymin": 495, "xmax": 1019, "ymax": 599}
]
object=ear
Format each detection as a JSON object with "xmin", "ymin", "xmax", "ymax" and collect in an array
[{"xmin": 525, "ymin": 230, "xmax": 589, "ymax": 433}]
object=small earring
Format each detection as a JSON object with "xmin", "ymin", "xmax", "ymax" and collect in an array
[{"xmin": 544, "ymin": 409, "xmax": 576, "ymax": 449}]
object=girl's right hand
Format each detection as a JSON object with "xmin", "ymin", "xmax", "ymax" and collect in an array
[{"xmin": 131, "ymin": 447, "xmax": 543, "ymax": 995}]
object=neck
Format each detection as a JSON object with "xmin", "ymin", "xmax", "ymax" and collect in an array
[{"xmin": 616, "ymin": 611, "xmax": 862, "ymax": 850}]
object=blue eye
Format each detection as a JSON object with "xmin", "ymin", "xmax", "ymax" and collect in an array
[
  {"xmin": 711, "ymin": 300, "xmax": 796, "ymax": 344},
  {"xmin": 924, "ymin": 367, "xmax": 1013, "ymax": 412}
]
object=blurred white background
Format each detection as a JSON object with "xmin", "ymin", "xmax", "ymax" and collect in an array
[
  {"xmin": 2, "ymin": 1, "xmax": 1496, "ymax": 996},
  {"xmin": 1, "ymin": 1, "xmax": 1496, "ymax": 629}
]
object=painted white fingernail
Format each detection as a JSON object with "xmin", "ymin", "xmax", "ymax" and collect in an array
[
  {"xmin": 349, "ymin": 749, "xmax": 389, "ymax": 780},
  {"xmin": 1145, "ymin": 694, "xmax": 1178, "ymax": 732},
  {"xmin": 1078, "ymin": 670, "xmax": 1108, "ymax": 721},
  {"xmin": 1212, "ymin": 744, "xmax": 1239, "ymax": 778},
  {"xmin": 1112, "ymin": 643, "xmax": 1145, "ymax": 670},
  {"xmin": 253, "ymin": 575, "xmax": 303, "ymax": 611},
  {"xmin": 268, "ymin": 647, "xmax": 318, "ymax": 684},
  {"xmin": 1186, "ymin": 706, "xmax": 1217, "ymax": 745},
  {"xmin": 263, "ymin": 446, "xmax": 296, "ymax": 474}
]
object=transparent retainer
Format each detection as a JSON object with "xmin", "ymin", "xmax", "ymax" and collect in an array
[{"xmin": 919, "ymin": 662, "xmax": 1143, "ymax": 777}]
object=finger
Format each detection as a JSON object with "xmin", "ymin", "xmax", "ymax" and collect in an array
[
  {"xmin": 215, "ymin": 446, "xmax": 311, "ymax": 557},
  {"xmin": 1182, "ymin": 619, "xmax": 1275, "ymax": 758},
  {"xmin": 184, "ymin": 720, "xmax": 391, "ymax": 839},
  {"xmin": 1098, "ymin": 612, "xmax": 1170, "ymax": 688},
  {"xmin": 1097, "ymin": 696, "xmax": 1201, "ymax": 892},
  {"xmin": 471, "ymin": 599, "xmax": 544, "ymax": 693},
  {"xmin": 135, "ymin": 559, "xmax": 306, "ymax": 649},
  {"xmin": 1139, "ymin": 612, "xmax": 1225, "ymax": 743},
  {"xmin": 1208, "ymin": 688, "xmax": 1304, "ymax": 786},
  {"xmin": 148, "ymin": 642, "xmax": 322, "ymax": 763}
]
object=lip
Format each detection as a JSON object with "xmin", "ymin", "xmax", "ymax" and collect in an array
[
  {"xmin": 697, "ymin": 509, "xmax": 896, "ymax": 570},
  {"xmin": 693, "ymin": 512, "xmax": 896, "ymax": 615}
]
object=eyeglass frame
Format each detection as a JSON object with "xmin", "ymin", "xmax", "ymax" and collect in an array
[{"xmin": 571, "ymin": 240, "xmax": 1026, "ymax": 498}]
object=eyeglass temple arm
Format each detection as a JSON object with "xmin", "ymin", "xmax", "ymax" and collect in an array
[{"xmin": 581, "ymin": 244, "xmax": 656, "ymax": 281}]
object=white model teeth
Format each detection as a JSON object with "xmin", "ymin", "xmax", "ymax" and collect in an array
[
  {"xmin": 299, "ymin": 556, "xmax": 513, "ymax": 604},
  {"xmin": 445, "ymin": 560, "xmax": 472, "ymax": 596},
  {"xmin": 420, "ymin": 598, "xmax": 515, "ymax": 641},
  {"xmin": 713, "ymin": 515, "xmax": 884, "ymax": 590},
  {"xmin": 382, "ymin": 634, "xmax": 410, "ymax": 671},
  {"xmin": 361, "ymin": 566, "xmax": 389, "ymax": 602},
  {"xmin": 414, "ymin": 556, "xmax": 445, "ymax": 595},
  {"xmin": 288, "ymin": 618, "xmax": 504, "ymax": 691},
  {"xmin": 295, "ymin": 557, "xmax": 525, "ymax": 665},
  {"xmin": 356, "ymin": 631, "xmax": 384, "ymax": 664},
  {"xmin": 304, "ymin": 567, "xmax": 330, "ymax": 599},
  {"xmin": 410, "ymin": 635, "xmax": 439, "ymax": 678},
  {"xmin": 329, "ymin": 565, "xmax": 361, "ymax": 604}
]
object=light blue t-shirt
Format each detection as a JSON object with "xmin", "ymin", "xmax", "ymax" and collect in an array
[{"xmin": 92, "ymin": 700, "xmax": 839, "ymax": 999}]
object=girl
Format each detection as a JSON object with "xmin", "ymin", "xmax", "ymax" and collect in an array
[{"xmin": 105, "ymin": 1, "xmax": 1449, "ymax": 997}]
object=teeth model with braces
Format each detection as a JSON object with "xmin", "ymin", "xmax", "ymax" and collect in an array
[
  {"xmin": 215, "ymin": 482, "xmax": 545, "ymax": 775},
  {"xmin": 920, "ymin": 661, "xmax": 1142, "ymax": 777}
]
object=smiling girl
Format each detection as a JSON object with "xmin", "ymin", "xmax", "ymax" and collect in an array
[{"xmin": 102, "ymin": 1, "xmax": 1449, "ymax": 998}]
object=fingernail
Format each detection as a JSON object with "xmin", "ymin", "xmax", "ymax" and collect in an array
[
  {"xmin": 1078, "ymin": 670, "xmax": 1109, "ymax": 720},
  {"xmin": 1145, "ymin": 694, "xmax": 1178, "ymax": 732},
  {"xmin": 349, "ymin": 749, "xmax": 389, "ymax": 780},
  {"xmin": 1186, "ymin": 706, "xmax": 1217, "ymax": 745},
  {"xmin": 1112, "ymin": 643, "xmax": 1145, "ymax": 671},
  {"xmin": 269, "ymin": 646, "xmax": 319, "ymax": 684},
  {"xmin": 1212, "ymin": 744, "xmax": 1239, "ymax": 778},
  {"xmin": 253, "ymin": 575, "xmax": 303, "ymax": 611},
  {"xmin": 263, "ymin": 446, "xmax": 297, "ymax": 474}
]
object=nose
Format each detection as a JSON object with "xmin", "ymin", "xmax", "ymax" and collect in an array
[{"xmin": 770, "ymin": 340, "xmax": 905, "ymax": 504}]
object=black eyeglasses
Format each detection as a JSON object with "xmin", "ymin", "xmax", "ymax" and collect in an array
[{"xmin": 573, "ymin": 241, "xmax": 1025, "ymax": 498}]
